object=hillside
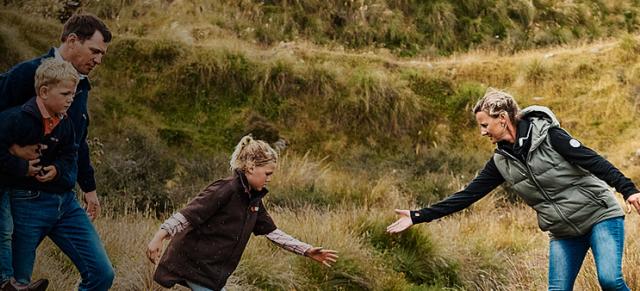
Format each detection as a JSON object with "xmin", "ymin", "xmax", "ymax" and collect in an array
[{"xmin": 2, "ymin": 0, "xmax": 640, "ymax": 290}]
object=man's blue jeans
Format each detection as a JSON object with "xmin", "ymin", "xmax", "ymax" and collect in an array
[
  {"xmin": 548, "ymin": 216, "xmax": 629, "ymax": 291},
  {"xmin": 0, "ymin": 190, "xmax": 13, "ymax": 282},
  {"xmin": 10, "ymin": 190, "xmax": 114, "ymax": 291}
]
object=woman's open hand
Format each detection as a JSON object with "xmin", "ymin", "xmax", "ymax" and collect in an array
[{"xmin": 386, "ymin": 209, "xmax": 414, "ymax": 234}]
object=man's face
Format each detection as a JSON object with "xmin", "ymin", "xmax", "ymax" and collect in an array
[
  {"xmin": 67, "ymin": 30, "xmax": 108, "ymax": 75},
  {"xmin": 40, "ymin": 80, "xmax": 76, "ymax": 115}
]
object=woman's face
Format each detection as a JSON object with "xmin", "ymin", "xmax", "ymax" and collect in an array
[
  {"xmin": 475, "ymin": 111, "xmax": 510, "ymax": 144},
  {"xmin": 245, "ymin": 162, "xmax": 276, "ymax": 191}
]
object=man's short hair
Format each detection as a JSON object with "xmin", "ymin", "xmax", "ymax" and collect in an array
[
  {"xmin": 60, "ymin": 13, "xmax": 112, "ymax": 43},
  {"xmin": 34, "ymin": 58, "xmax": 80, "ymax": 91}
]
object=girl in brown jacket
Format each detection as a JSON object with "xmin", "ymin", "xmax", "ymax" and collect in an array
[{"xmin": 146, "ymin": 135, "xmax": 338, "ymax": 291}]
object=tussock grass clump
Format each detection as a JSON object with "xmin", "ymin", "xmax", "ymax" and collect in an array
[
  {"xmin": 358, "ymin": 213, "xmax": 462, "ymax": 288},
  {"xmin": 425, "ymin": 194, "xmax": 547, "ymax": 289},
  {"xmin": 94, "ymin": 128, "xmax": 176, "ymax": 214},
  {"xmin": 105, "ymin": 37, "xmax": 186, "ymax": 73},
  {"xmin": 614, "ymin": 34, "xmax": 640, "ymax": 63},
  {"xmin": 341, "ymin": 68, "xmax": 428, "ymax": 137},
  {"xmin": 183, "ymin": 207, "xmax": 418, "ymax": 290},
  {"xmin": 524, "ymin": 59, "xmax": 550, "ymax": 87},
  {"xmin": 268, "ymin": 152, "xmax": 406, "ymax": 208},
  {"xmin": 404, "ymin": 172, "xmax": 462, "ymax": 205},
  {"xmin": 268, "ymin": 152, "xmax": 333, "ymax": 207}
]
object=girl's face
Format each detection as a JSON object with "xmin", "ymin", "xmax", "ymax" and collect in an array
[
  {"xmin": 475, "ymin": 111, "xmax": 510, "ymax": 144},
  {"xmin": 245, "ymin": 162, "xmax": 276, "ymax": 191}
]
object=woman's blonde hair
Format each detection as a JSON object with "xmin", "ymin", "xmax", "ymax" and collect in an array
[
  {"xmin": 230, "ymin": 134, "xmax": 278, "ymax": 171},
  {"xmin": 472, "ymin": 88, "xmax": 520, "ymax": 125}
]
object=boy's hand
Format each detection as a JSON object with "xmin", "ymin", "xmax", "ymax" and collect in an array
[
  {"xmin": 35, "ymin": 165, "xmax": 57, "ymax": 182},
  {"xmin": 304, "ymin": 247, "xmax": 338, "ymax": 267},
  {"xmin": 27, "ymin": 159, "xmax": 41, "ymax": 176},
  {"xmin": 9, "ymin": 144, "xmax": 42, "ymax": 160}
]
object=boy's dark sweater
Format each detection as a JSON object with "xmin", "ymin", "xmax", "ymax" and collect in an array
[{"xmin": 0, "ymin": 97, "xmax": 77, "ymax": 193}]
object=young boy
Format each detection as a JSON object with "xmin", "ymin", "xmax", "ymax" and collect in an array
[{"xmin": 0, "ymin": 58, "xmax": 79, "ymax": 291}]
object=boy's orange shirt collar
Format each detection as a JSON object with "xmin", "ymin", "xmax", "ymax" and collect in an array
[{"xmin": 36, "ymin": 97, "xmax": 65, "ymax": 135}]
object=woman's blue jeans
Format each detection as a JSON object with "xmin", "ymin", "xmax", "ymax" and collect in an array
[
  {"xmin": 10, "ymin": 190, "xmax": 114, "ymax": 291},
  {"xmin": 548, "ymin": 216, "xmax": 629, "ymax": 291}
]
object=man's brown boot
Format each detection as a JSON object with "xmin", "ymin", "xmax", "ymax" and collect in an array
[
  {"xmin": 0, "ymin": 278, "xmax": 48, "ymax": 291},
  {"xmin": 26, "ymin": 279, "xmax": 48, "ymax": 291}
]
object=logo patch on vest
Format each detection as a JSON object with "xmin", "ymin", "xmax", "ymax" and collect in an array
[{"xmin": 569, "ymin": 139, "xmax": 581, "ymax": 148}]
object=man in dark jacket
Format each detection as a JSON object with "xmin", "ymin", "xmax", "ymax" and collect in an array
[
  {"xmin": 0, "ymin": 13, "xmax": 111, "ymax": 220},
  {"xmin": 0, "ymin": 14, "xmax": 114, "ymax": 291},
  {"xmin": 1, "ymin": 58, "xmax": 114, "ymax": 291}
]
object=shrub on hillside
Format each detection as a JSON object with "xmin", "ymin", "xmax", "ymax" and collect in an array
[
  {"xmin": 94, "ymin": 129, "xmax": 176, "ymax": 214},
  {"xmin": 358, "ymin": 215, "xmax": 462, "ymax": 288}
]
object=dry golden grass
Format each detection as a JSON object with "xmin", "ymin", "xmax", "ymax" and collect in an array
[
  {"xmin": 30, "ymin": 192, "xmax": 640, "ymax": 290},
  {"xmin": 31, "ymin": 212, "xmax": 186, "ymax": 291}
]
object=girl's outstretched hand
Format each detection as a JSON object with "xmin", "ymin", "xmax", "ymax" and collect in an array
[
  {"xmin": 386, "ymin": 209, "xmax": 413, "ymax": 234},
  {"xmin": 305, "ymin": 247, "xmax": 338, "ymax": 267},
  {"xmin": 147, "ymin": 238, "xmax": 163, "ymax": 264},
  {"xmin": 147, "ymin": 229, "xmax": 169, "ymax": 265}
]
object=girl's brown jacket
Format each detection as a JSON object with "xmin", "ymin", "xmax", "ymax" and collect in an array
[{"xmin": 154, "ymin": 171, "xmax": 277, "ymax": 290}]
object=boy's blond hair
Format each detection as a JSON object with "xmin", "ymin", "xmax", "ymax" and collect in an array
[
  {"xmin": 34, "ymin": 58, "xmax": 79, "ymax": 92},
  {"xmin": 230, "ymin": 135, "xmax": 278, "ymax": 172}
]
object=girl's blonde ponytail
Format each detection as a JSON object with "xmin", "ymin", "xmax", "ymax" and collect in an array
[{"xmin": 230, "ymin": 134, "xmax": 278, "ymax": 172}]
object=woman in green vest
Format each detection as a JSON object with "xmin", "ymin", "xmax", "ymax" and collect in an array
[{"xmin": 387, "ymin": 88, "xmax": 640, "ymax": 291}]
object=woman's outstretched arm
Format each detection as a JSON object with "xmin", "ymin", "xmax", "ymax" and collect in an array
[{"xmin": 387, "ymin": 158, "xmax": 504, "ymax": 233}]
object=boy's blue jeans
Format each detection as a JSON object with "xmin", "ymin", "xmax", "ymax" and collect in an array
[
  {"xmin": 0, "ymin": 190, "xmax": 13, "ymax": 282},
  {"xmin": 548, "ymin": 216, "xmax": 629, "ymax": 291},
  {"xmin": 10, "ymin": 190, "xmax": 114, "ymax": 291}
]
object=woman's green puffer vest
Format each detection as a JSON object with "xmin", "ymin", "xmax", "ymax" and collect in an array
[{"xmin": 493, "ymin": 106, "xmax": 624, "ymax": 238}]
